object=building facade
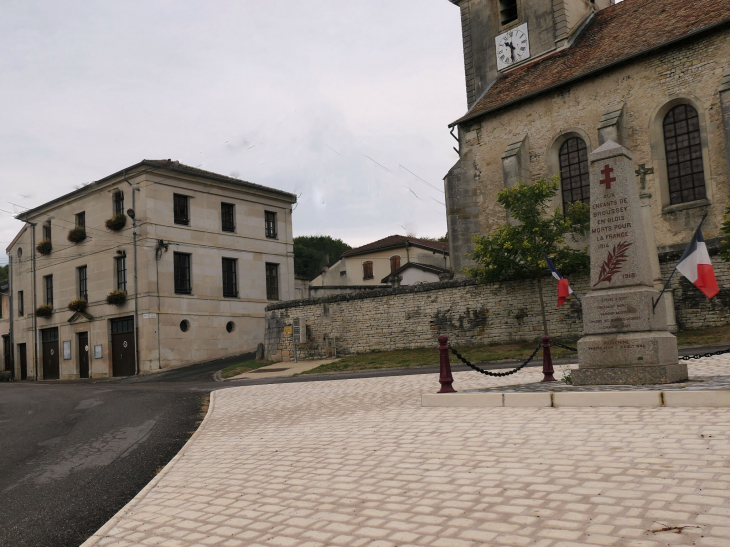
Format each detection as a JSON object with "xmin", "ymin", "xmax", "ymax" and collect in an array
[
  {"xmin": 5, "ymin": 160, "xmax": 296, "ymax": 380},
  {"xmin": 309, "ymin": 235, "xmax": 450, "ymax": 289},
  {"xmin": 445, "ymin": 0, "xmax": 730, "ymax": 273}
]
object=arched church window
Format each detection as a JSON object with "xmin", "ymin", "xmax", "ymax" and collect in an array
[
  {"xmin": 663, "ymin": 104, "xmax": 706, "ymax": 205},
  {"xmin": 559, "ymin": 137, "xmax": 590, "ymax": 212}
]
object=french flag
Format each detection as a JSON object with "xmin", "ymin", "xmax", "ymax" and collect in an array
[
  {"xmin": 545, "ymin": 255, "xmax": 573, "ymax": 307},
  {"xmin": 676, "ymin": 222, "xmax": 719, "ymax": 299}
]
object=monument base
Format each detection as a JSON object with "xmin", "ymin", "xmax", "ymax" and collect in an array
[
  {"xmin": 575, "ymin": 331, "xmax": 685, "ymax": 386},
  {"xmin": 572, "ymin": 363, "xmax": 688, "ymax": 386}
]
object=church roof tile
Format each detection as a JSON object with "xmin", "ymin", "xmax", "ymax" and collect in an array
[{"xmin": 451, "ymin": 0, "xmax": 730, "ymax": 127}]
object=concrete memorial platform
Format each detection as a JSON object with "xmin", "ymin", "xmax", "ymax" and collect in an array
[{"xmin": 573, "ymin": 141, "xmax": 686, "ymax": 385}]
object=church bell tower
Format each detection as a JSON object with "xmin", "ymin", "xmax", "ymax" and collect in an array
[{"xmin": 449, "ymin": 0, "xmax": 613, "ymax": 109}]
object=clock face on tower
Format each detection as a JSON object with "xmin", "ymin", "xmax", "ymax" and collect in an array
[{"xmin": 495, "ymin": 22, "xmax": 530, "ymax": 71}]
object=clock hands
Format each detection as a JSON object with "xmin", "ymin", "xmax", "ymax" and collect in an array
[{"xmin": 504, "ymin": 40, "xmax": 516, "ymax": 63}]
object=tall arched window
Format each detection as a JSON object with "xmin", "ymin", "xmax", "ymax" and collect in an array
[
  {"xmin": 663, "ymin": 104, "xmax": 706, "ymax": 205},
  {"xmin": 559, "ymin": 137, "xmax": 590, "ymax": 212}
]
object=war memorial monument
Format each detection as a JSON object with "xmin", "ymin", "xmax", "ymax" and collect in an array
[{"xmin": 573, "ymin": 141, "xmax": 686, "ymax": 386}]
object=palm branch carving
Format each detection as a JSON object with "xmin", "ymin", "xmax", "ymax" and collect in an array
[{"xmin": 593, "ymin": 241, "xmax": 632, "ymax": 287}]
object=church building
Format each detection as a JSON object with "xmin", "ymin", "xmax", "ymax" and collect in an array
[{"xmin": 445, "ymin": 0, "xmax": 730, "ymax": 273}]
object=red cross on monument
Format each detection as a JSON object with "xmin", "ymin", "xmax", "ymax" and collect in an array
[{"xmin": 600, "ymin": 165, "xmax": 616, "ymax": 190}]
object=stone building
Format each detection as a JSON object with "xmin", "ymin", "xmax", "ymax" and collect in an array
[
  {"xmin": 4, "ymin": 160, "xmax": 296, "ymax": 380},
  {"xmin": 309, "ymin": 235, "xmax": 450, "ymax": 290},
  {"xmin": 445, "ymin": 0, "xmax": 730, "ymax": 272}
]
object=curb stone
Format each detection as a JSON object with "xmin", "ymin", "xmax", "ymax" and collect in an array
[{"xmin": 79, "ymin": 390, "xmax": 219, "ymax": 546}]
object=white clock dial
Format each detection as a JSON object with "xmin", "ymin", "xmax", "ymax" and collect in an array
[{"xmin": 495, "ymin": 22, "xmax": 530, "ymax": 71}]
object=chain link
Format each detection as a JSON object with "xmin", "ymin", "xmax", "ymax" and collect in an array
[
  {"xmin": 449, "ymin": 342, "xmax": 543, "ymax": 377},
  {"xmin": 681, "ymin": 348, "xmax": 730, "ymax": 361},
  {"xmin": 552, "ymin": 342, "xmax": 578, "ymax": 352}
]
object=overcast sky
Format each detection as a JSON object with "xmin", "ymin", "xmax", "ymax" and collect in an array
[{"xmin": 0, "ymin": 0, "xmax": 466, "ymax": 265}]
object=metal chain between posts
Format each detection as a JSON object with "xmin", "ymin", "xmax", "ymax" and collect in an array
[
  {"xmin": 449, "ymin": 342, "xmax": 543, "ymax": 378},
  {"xmin": 681, "ymin": 348, "xmax": 730, "ymax": 361},
  {"xmin": 552, "ymin": 342, "xmax": 578, "ymax": 352}
]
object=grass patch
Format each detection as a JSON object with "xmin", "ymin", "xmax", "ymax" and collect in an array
[
  {"xmin": 221, "ymin": 359, "xmax": 275, "ymax": 379},
  {"xmin": 676, "ymin": 325, "xmax": 730, "ymax": 348},
  {"xmin": 300, "ymin": 325, "xmax": 730, "ymax": 376},
  {"xmin": 301, "ymin": 339, "xmax": 577, "ymax": 375}
]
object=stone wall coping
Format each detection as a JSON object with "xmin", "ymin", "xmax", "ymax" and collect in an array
[{"xmin": 266, "ymin": 278, "xmax": 482, "ymax": 311}]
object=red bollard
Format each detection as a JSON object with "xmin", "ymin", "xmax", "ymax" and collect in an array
[
  {"xmin": 541, "ymin": 335, "xmax": 556, "ymax": 382},
  {"xmin": 438, "ymin": 334, "xmax": 457, "ymax": 393}
]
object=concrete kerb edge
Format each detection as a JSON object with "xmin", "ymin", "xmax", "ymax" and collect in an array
[
  {"xmin": 422, "ymin": 390, "xmax": 730, "ymax": 408},
  {"xmin": 79, "ymin": 389, "xmax": 220, "ymax": 547}
]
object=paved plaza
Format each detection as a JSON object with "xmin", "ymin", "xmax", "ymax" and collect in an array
[{"xmin": 84, "ymin": 356, "xmax": 730, "ymax": 547}]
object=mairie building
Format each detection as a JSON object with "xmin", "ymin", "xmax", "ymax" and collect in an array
[
  {"xmin": 1, "ymin": 160, "xmax": 296, "ymax": 380},
  {"xmin": 445, "ymin": 0, "xmax": 730, "ymax": 272}
]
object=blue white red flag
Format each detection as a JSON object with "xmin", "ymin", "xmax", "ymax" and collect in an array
[
  {"xmin": 676, "ymin": 222, "xmax": 719, "ymax": 299},
  {"xmin": 544, "ymin": 255, "xmax": 573, "ymax": 307}
]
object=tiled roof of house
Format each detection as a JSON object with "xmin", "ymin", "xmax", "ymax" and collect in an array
[
  {"xmin": 380, "ymin": 261, "xmax": 451, "ymax": 283},
  {"xmin": 343, "ymin": 235, "xmax": 449, "ymax": 257},
  {"xmin": 452, "ymin": 0, "xmax": 730, "ymax": 126}
]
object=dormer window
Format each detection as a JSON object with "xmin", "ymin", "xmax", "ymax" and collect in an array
[{"xmin": 499, "ymin": 0, "xmax": 518, "ymax": 25}]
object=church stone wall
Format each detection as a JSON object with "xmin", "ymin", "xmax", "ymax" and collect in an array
[
  {"xmin": 449, "ymin": 29, "xmax": 730, "ymax": 274},
  {"xmin": 265, "ymin": 254, "xmax": 730, "ymax": 360}
]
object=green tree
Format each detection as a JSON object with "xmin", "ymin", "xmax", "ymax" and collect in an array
[
  {"xmin": 0, "ymin": 264, "xmax": 7, "ymax": 282},
  {"xmin": 465, "ymin": 177, "xmax": 590, "ymax": 334},
  {"xmin": 294, "ymin": 236, "xmax": 352, "ymax": 280}
]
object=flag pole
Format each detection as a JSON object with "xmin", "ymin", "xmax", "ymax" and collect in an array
[
  {"xmin": 653, "ymin": 211, "xmax": 709, "ymax": 312},
  {"xmin": 652, "ymin": 268, "xmax": 676, "ymax": 312}
]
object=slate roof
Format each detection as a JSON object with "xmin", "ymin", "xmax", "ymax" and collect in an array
[
  {"xmin": 16, "ymin": 159, "xmax": 297, "ymax": 220},
  {"xmin": 380, "ymin": 261, "xmax": 451, "ymax": 283},
  {"xmin": 451, "ymin": 0, "xmax": 730, "ymax": 127},
  {"xmin": 342, "ymin": 235, "xmax": 449, "ymax": 257}
]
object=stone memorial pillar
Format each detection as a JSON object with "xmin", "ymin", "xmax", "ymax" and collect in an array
[{"xmin": 573, "ymin": 141, "xmax": 686, "ymax": 386}]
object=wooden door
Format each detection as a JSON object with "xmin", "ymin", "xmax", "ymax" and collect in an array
[
  {"xmin": 19, "ymin": 344, "xmax": 27, "ymax": 380},
  {"xmin": 2, "ymin": 335, "xmax": 10, "ymax": 373},
  {"xmin": 78, "ymin": 332, "xmax": 89, "ymax": 379},
  {"xmin": 41, "ymin": 328, "xmax": 60, "ymax": 380},
  {"xmin": 111, "ymin": 317, "xmax": 135, "ymax": 377}
]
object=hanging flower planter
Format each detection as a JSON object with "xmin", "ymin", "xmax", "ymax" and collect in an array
[
  {"xmin": 106, "ymin": 290, "xmax": 127, "ymax": 306},
  {"xmin": 36, "ymin": 240, "xmax": 52, "ymax": 255},
  {"xmin": 35, "ymin": 304, "xmax": 53, "ymax": 318},
  {"xmin": 68, "ymin": 299, "xmax": 88, "ymax": 313},
  {"xmin": 105, "ymin": 214, "xmax": 127, "ymax": 232},
  {"xmin": 67, "ymin": 227, "xmax": 87, "ymax": 243}
]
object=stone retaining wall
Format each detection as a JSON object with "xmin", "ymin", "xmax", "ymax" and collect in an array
[{"xmin": 265, "ymin": 253, "xmax": 730, "ymax": 361}]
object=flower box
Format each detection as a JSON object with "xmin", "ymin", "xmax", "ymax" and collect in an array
[
  {"xmin": 67, "ymin": 227, "xmax": 87, "ymax": 243},
  {"xmin": 68, "ymin": 299, "xmax": 88, "ymax": 313},
  {"xmin": 106, "ymin": 290, "xmax": 127, "ymax": 306},
  {"xmin": 35, "ymin": 304, "xmax": 53, "ymax": 318},
  {"xmin": 36, "ymin": 240, "xmax": 52, "ymax": 255},
  {"xmin": 105, "ymin": 214, "xmax": 127, "ymax": 232}
]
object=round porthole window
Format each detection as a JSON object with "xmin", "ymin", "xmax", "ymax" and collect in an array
[
  {"xmin": 17, "ymin": 248, "xmax": 22, "ymax": 258},
  {"xmin": 180, "ymin": 320, "xmax": 190, "ymax": 332},
  {"xmin": 226, "ymin": 321, "xmax": 235, "ymax": 333}
]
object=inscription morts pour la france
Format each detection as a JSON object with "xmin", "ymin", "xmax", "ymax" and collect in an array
[{"xmin": 573, "ymin": 141, "xmax": 686, "ymax": 386}]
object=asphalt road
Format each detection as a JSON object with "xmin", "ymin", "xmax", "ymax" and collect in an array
[{"xmin": 0, "ymin": 344, "xmax": 725, "ymax": 546}]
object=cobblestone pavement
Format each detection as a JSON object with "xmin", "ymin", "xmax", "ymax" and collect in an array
[{"xmin": 85, "ymin": 356, "xmax": 730, "ymax": 547}]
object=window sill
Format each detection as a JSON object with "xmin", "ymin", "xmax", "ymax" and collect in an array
[
  {"xmin": 223, "ymin": 294, "xmax": 239, "ymax": 299},
  {"xmin": 222, "ymin": 229, "xmax": 236, "ymax": 233},
  {"xmin": 175, "ymin": 291, "xmax": 193, "ymax": 296},
  {"xmin": 662, "ymin": 199, "xmax": 711, "ymax": 215},
  {"xmin": 265, "ymin": 235, "xmax": 278, "ymax": 240},
  {"xmin": 174, "ymin": 220, "xmax": 190, "ymax": 226}
]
